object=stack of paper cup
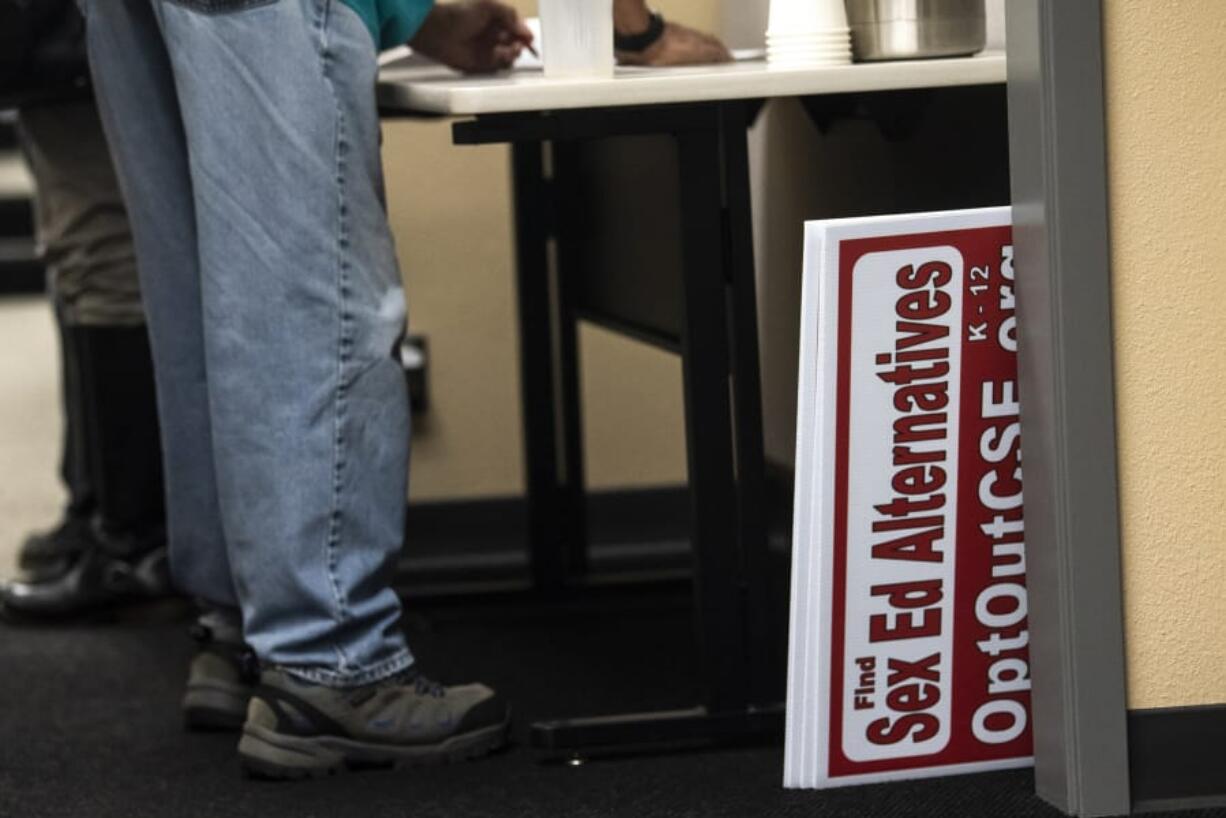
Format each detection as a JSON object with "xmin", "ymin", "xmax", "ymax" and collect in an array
[
  {"xmin": 540, "ymin": 0, "xmax": 615, "ymax": 79},
  {"xmin": 766, "ymin": 0, "xmax": 852, "ymax": 67}
]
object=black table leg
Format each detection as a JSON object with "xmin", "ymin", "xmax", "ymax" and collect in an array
[
  {"xmin": 674, "ymin": 118, "xmax": 751, "ymax": 716},
  {"xmin": 719, "ymin": 102, "xmax": 784, "ymax": 705},
  {"xmin": 530, "ymin": 105, "xmax": 783, "ymax": 754},
  {"xmin": 553, "ymin": 141, "xmax": 591, "ymax": 581},
  {"xmin": 511, "ymin": 141, "xmax": 566, "ymax": 594}
]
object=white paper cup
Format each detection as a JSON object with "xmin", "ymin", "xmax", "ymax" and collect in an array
[
  {"xmin": 768, "ymin": 50, "xmax": 852, "ymax": 62},
  {"xmin": 766, "ymin": 32, "xmax": 851, "ymax": 45},
  {"xmin": 768, "ymin": 44, "xmax": 852, "ymax": 56},
  {"xmin": 766, "ymin": 36, "xmax": 852, "ymax": 50},
  {"xmin": 767, "ymin": 0, "xmax": 849, "ymax": 38},
  {"xmin": 767, "ymin": 22, "xmax": 852, "ymax": 67},
  {"xmin": 766, "ymin": 25, "xmax": 851, "ymax": 35},
  {"xmin": 540, "ymin": 0, "xmax": 615, "ymax": 79},
  {"xmin": 767, "ymin": 40, "xmax": 852, "ymax": 66},
  {"xmin": 766, "ymin": 29, "xmax": 850, "ymax": 42}
]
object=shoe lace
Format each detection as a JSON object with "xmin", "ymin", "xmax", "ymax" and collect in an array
[
  {"xmin": 392, "ymin": 670, "xmax": 446, "ymax": 698},
  {"xmin": 347, "ymin": 670, "xmax": 446, "ymax": 707}
]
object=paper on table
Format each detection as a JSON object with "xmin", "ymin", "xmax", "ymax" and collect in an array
[
  {"xmin": 519, "ymin": 18, "xmax": 545, "ymax": 69},
  {"xmin": 378, "ymin": 26, "xmax": 766, "ymax": 74},
  {"xmin": 377, "ymin": 19, "xmax": 545, "ymax": 71}
]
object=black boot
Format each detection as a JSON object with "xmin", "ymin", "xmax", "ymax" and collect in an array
[
  {"xmin": 78, "ymin": 324, "xmax": 167, "ymax": 556},
  {"xmin": 17, "ymin": 306, "xmax": 101, "ymax": 579},
  {"xmin": 2, "ymin": 325, "xmax": 175, "ymax": 620},
  {"xmin": 16, "ymin": 517, "xmax": 99, "ymax": 582}
]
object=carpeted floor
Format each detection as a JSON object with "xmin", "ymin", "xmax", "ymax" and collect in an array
[
  {"xmin": 0, "ymin": 300, "xmax": 1218, "ymax": 818},
  {"xmin": 2, "ymin": 590, "xmax": 1213, "ymax": 818}
]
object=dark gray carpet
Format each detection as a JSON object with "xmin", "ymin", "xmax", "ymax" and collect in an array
[{"xmin": 0, "ymin": 591, "xmax": 1215, "ymax": 818}]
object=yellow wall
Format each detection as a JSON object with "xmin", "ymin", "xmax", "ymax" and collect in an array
[
  {"xmin": 1104, "ymin": 0, "xmax": 1226, "ymax": 709},
  {"xmin": 382, "ymin": 0, "xmax": 718, "ymax": 500}
]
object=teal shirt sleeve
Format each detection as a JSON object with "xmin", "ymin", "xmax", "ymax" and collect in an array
[
  {"xmin": 341, "ymin": 0, "xmax": 435, "ymax": 50},
  {"xmin": 377, "ymin": 0, "xmax": 435, "ymax": 49}
]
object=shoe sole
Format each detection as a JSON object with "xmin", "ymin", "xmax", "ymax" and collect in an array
[
  {"xmin": 183, "ymin": 684, "xmax": 250, "ymax": 732},
  {"xmin": 238, "ymin": 718, "xmax": 511, "ymax": 779}
]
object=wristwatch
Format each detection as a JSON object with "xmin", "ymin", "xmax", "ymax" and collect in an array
[{"xmin": 614, "ymin": 11, "xmax": 666, "ymax": 53}]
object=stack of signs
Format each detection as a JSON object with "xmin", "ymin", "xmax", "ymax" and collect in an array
[{"xmin": 784, "ymin": 207, "xmax": 1032, "ymax": 789}]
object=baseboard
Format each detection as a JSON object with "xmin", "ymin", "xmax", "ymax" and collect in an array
[
  {"xmin": 0, "ymin": 183, "xmax": 43, "ymax": 296},
  {"xmin": 403, "ymin": 484, "xmax": 691, "ymax": 555},
  {"xmin": 395, "ymin": 470, "xmax": 802, "ymax": 597},
  {"xmin": 397, "ymin": 485, "xmax": 693, "ymax": 595},
  {"xmin": 0, "ymin": 261, "xmax": 45, "ymax": 296},
  {"xmin": 1128, "ymin": 703, "xmax": 1226, "ymax": 812}
]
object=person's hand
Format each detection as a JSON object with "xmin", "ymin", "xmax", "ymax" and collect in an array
[
  {"xmin": 410, "ymin": 0, "xmax": 534, "ymax": 74},
  {"xmin": 617, "ymin": 22, "xmax": 733, "ymax": 67}
]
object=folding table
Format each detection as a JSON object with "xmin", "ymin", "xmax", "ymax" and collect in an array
[{"xmin": 377, "ymin": 54, "xmax": 1007, "ymax": 755}]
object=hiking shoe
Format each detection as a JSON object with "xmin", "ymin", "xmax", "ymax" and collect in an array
[
  {"xmin": 238, "ymin": 668, "xmax": 510, "ymax": 779},
  {"xmin": 183, "ymin": 620, "xmax": 258, "ymax": 732}
]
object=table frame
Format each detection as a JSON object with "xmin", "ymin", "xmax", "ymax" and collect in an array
[{"xmin": 454, "ymin": 99, "xmax": 786, "ymax": 753}]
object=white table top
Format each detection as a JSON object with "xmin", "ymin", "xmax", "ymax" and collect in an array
[{"xmin": 377, "ymin": 51, "xmax": 1006, "ymax": 116}]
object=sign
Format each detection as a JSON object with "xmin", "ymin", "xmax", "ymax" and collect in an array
[{"xmin": 785, "ymin": 208, "xmax": 1032, "ymax": 788}]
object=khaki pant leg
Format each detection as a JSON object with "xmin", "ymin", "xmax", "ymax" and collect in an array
[{"xmin": 18, "ymin": 98, "xmax": 144, "ymax": 327}]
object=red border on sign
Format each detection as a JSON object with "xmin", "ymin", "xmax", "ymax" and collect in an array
[{"xmin": 826, "ymin": 226, "xmax": 1029, "ymax": 778}]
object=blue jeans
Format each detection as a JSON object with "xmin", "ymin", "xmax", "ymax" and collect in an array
[{"xmin": 81, "ymin": 0, "xmax": 414, "ymax": 686}]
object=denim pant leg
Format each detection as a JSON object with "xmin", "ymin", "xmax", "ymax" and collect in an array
[
  {"xmin": 154, "ymin": 0, "xmax": 413, "ymax": 686},
  {"xmin": 81, "ymin": 0, "xmax": 239, "ymax": 609}
]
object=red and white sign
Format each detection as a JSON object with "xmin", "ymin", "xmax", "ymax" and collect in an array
[{"xmin": 785, "ymin": 208, "xmax": 1032, "ymax": 788}]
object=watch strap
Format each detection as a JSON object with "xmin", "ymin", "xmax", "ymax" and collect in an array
[{"xmin": 614, "ymin": 11, "xmax": 666, "ymax": 53}]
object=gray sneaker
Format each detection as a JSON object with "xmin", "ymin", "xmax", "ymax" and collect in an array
[
  {"xmin": 238, "ymin": 668, "xmax": 510, "ymax": 779},
  {"xmin": 182, "ymin": 620, "xmax": 258, "ymax": 731}
]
